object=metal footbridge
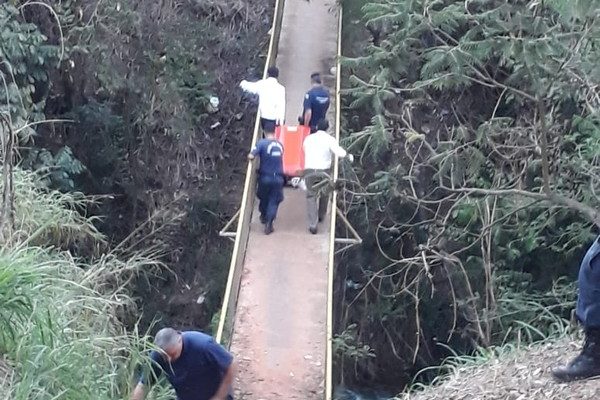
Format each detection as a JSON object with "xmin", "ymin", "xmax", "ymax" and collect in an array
[{"xmin": 216, "ymin": 1, "xmax": 360, "ymax": 398}]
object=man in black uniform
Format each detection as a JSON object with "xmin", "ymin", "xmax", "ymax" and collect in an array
[
  {"xmin": 298, "ymin": 72, "xmax": 330, "ymax": 133},
  {"xmin": 248, "ymin": 131, "xmax": 285, "ymax": 235}
]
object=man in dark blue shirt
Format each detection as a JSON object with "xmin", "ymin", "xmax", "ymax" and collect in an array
[
  {"xmin": 553, "ymin": 235, "xmax": 600, "ymax": 382},
  {"xmin": 299, "ymin": 72, "xmax": 330, "ymax": 133},
  {"xmin": 248, "ymin": 131, "xmax": 284, "ymax": 235},
  {"xmin": 132, "ymin": 328, "xmax": 235, "ymax": 400}
]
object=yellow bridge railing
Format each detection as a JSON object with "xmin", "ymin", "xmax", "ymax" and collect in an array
[
  {"xmin": 215, "ymin": 0, "xmax": 286, "ymax": 347},
  {"xmin": 216, "ymin": 2, "xmax": 345, "ymax": 400},
  {"xmin": 326, "ymin": 9, "xmax": 344, "ymax": 400}
]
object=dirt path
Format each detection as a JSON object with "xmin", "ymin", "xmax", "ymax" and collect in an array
[
  {"xmin": 230, "ymin": 0, "xmax": 339, "ymax": 398},
  {"xmin": 402, "ymin": 337, "xmax": 600, "ymax": 400}
]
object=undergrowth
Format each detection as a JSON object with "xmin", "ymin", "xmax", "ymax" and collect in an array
[
  {"xmin": 398, "ymin": 311, "xmax": 574, "ymax": 399},
  {"xmin": 0, "ymin": 168, "xmax": 172, "ymax": 399}
]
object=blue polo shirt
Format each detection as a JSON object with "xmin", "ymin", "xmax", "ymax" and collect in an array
[
  {"xmin": 141, "ymin": 331, "xmax": 233, "ymax": 400},
  {"xmin": 303, "ymin": 86, "xmax": 330, "ymax": 129},
  {"xmin": 251, "ymin": 138, "xmax": 284, "ymax": 177}
]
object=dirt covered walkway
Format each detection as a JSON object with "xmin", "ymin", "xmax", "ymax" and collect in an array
[
  {"xmin": 402, "ymin": 337, "xmax": 600, "ymax": 400},
  {"xmin": 229, "ymin": 0, "xmax": 339, "ymax": 398}
]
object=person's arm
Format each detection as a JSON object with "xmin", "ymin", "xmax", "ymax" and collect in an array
[
  {"xmin": 328, "ymin": 136, "xmax": 348, "ymax": 159},
  {"xmin": 248, "ymin": 141, "xmax": 261, "ymax": 160},
  {"xmin": 205, "ymin": 338, "xmax": 236, "ymax": 400},
  {"xmin": 132, "ymin": 351, "xmax": 162, "ymax": 400},
  {"xmin": 302, "ymin": 93, "xmax": 312, "ymax": 127},
  {"xmin": 239, "ymin": 79, "xmax": 263, "ymax": 95},
  {"xmin": 131, "ymin": 382, "xmax": 146, "ymax": 400},
  {"xmin": 210, "ymin": 360, "xmax": 237, "ymax": 400}
]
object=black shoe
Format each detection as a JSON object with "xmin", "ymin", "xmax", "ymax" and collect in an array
[
  {"xmin": 309, "ymin": 226, "xmax": 317, "ymax": 234},
  {"xmin": 552, "ymin": 330, "xmax": 600, "ymax": 382},
  {"xmin": 260, "ymin": 214, "xmax": 267, "ymax": 224},
  {"xmin": 264, "ymin": 222, "xmax": 274, "ymax": 235}
]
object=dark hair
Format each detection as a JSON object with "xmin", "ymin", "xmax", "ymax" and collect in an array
[
  {"xmin": 310, "ymin": 72, "xmax": 322, "ymax": 84},
  {"xmin": 267, "ymin": 66, "xmax": 279, "ymax": 78},
  {"xmin": 316, "ymin": 118, "xmax": 329, "ymax": 131}
]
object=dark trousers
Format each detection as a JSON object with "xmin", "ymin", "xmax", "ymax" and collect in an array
[
  {"xmin": 257, "ymin": 174, "xmax": 284, "ymax": 223},
  {"xmin": 577, "ymin": 236, "xmax": 600, "ymax": 328},
  {"xmin": 260, "ymin": 118, "xmax": 277, "ymax": 134}
]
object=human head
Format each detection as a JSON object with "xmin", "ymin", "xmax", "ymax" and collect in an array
[
  {"xmin": 316, "ymin": 118, "xmax": 329, "ymax": 132},
  {"xmin": 154, "ymin": 327, "xmax": 183, "ymax": 362},
  {"xmin": 267, "ymin": 66, "xmax": 279, "ymax": 79},
  {"xmin": 310, "ymin": 72, "xmax": 322, "ymax": 85}
]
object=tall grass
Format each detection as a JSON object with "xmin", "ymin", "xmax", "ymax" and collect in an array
[
  {"xmin": 7, "ymin": 168, "xmax": 104, "ymax": 248},
  {"xmin": 0, "ymin": 169, "xmax": 171, "ymax": 399}
]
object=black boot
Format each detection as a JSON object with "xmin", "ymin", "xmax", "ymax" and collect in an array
[
  {"xmin": 264, "ymin": 221, "xmax": 274, "ymax": 235},
  {"xmin": 552, "ymin": 329, "xmax": 600, "ymax": 382}
]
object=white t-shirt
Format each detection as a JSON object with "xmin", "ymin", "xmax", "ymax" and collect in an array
[
  {"xmin": 240, "ymin": 77, "xmax": 286, "ymax": 123},
  {"xmin": 303, "ymin": 130, "xmax": 347, "ymax": 170}
]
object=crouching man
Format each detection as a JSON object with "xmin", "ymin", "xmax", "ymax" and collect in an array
[
  {"xmin": 132, "ymin": 328, "xmax": 236, "ymax": 400},
  {"xmin": 553, "ymin": 235, "xmax": 600, "ymax": 381}
]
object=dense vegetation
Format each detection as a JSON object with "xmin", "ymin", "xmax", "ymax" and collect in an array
[
  {"xmin": 3, "ymin": 0, "xmax": 600, "ymax": 398},
  {"xmin": 334, "ymin": 0, "xmax": 600, "ymax": 395},
  {"xmin": 1, "ymin": 1, "xmax": 269, "ymax": 398},
  {"xmin": 1, "ymin": 0, "xmax": 270, "ymax": 332},
  {"xmin": 0, "ymin": 169, "xmax": 173, "ymax": 399}
]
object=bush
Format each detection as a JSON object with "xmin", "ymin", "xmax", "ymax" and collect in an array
[{"xmin": 0, "ymin": 169, "xmax": 168, "ymax": 399}]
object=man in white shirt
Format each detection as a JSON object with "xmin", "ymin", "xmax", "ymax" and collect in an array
[
  {"xmin": 240, "ymin": 66, "xmax": 286, "ymax": 134},
  {"xmin": 302, "ymin": 119, "xmax": 353, "ymax": 234}
]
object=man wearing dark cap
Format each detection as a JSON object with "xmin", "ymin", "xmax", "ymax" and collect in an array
[
  {"xmin": 240, "ymin": 66, "xmax": 286, "ymax": 134},
  {"xmin": 131, "ymin": 328, "xmax": 236, "ymax": 400},
  {"xmin": 299, "ymin": 72, "xmax": 330, "ymax": 133}
]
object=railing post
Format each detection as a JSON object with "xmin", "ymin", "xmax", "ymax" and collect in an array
[{"xmin": 325, "ymin": 8, "xmax": 344, "ymax": 400}]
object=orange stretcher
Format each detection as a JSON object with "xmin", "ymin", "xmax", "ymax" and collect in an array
[{"xmin": 275, "ymin": 125, "xmax": 310, "ymax": 177}]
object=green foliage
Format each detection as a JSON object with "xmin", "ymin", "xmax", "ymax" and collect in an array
[
  {"xmin": 0, "ymin": 3, "xmax": 58, "ymax": 136},
  {"xmin": 21, "ymin": 146, "xmax": 86, "ymax": 191},
  {"xmin": 0, "ymin": 168, "xmax": 167, "ymax": 399},
  {"xmin": 67, "ymin": 101, "xmax": 128, "ymax": 188},
  {"xmin": 0, "ymin": 245, "xmax": 167, "ymax": 400},
  {"xmin": 338, "ymin": 0, "xmax": 600, "ymax": 390},
  {"xmin": 495, "ymin": 277, "xmax": 575, "ymax": 343},
  {"xmin": 0, "ymin": 168, "xmax": 101, "ymax": 247},
  {"xmin": 334, "ymin": 323, "xmax": 376, "ymax": 360},
  {"xmin": 164, "ymin": 41, "xmax": 214, "ymax": 120},
  {"xmin": 1, "ymin": 0, "xmax": 267, "ymax": 363}
]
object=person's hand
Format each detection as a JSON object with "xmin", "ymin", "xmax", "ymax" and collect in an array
[
  {"xmin": 248, "ymin": 153, "xmax": 255, "ymax": 161},
  {"xmin": 347, "ymin": 154, "xmax": 354, "ymax": 163}
]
